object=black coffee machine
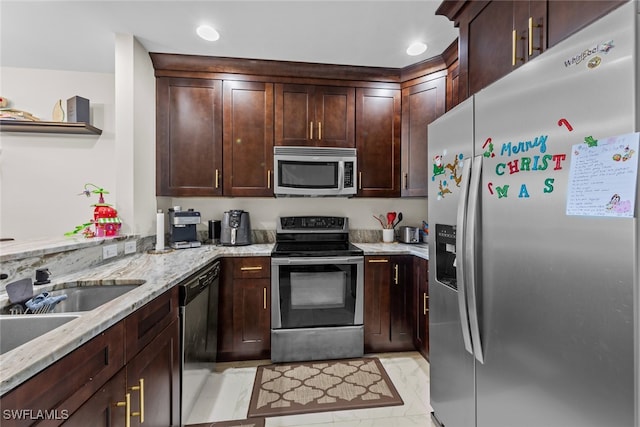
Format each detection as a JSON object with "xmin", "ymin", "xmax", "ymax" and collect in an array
[{"xmin": 168, "ymin": 207, "xmax": 202, "ymax": 249}]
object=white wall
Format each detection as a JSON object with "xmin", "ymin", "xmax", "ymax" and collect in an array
[
  {"xmin": 0, "ymin": 67, "xmax": 116, "ymax": 240},
  {"xmin": 164, "ymin": 196, "xmax": 428, "ymax": 233},
  {"xmin": 115, "ymin": 34, "xmax": 157, "ymax": 237},
  {"xmin": 0, "ymin": 50, "xmax": 430, "ymax": 242}
]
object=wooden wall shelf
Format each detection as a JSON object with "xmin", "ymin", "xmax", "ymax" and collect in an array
[{"xmin": 0, "ymin": 119, "xmax": 102, "ymax": 135}]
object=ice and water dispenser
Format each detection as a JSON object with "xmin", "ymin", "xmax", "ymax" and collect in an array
[{"xmin": 435, "ymin": 224, "xmax": 457, "ymax": 290}]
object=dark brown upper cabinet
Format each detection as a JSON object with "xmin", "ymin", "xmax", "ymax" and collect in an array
[
  {"xmin": 401, "ymin": 75, "xmax": 446, "ymax": 197},
  {"xmin": 223, "ymin": 81, "xmax": 275, "ymax": 197},
  {"xmin": 438, "ymin": 0, "xmax": 626, "ymax": 100},
  {"xmin": 275, "ymin": 84, "xmax": 355, "ymax": 148},
  {"xmin": 156, "ymin": 77, "xmax": 223, "ymax": 196},
  {"xmin": 356, "ymin": 88, "xmax": 401, "ymax": 198}
]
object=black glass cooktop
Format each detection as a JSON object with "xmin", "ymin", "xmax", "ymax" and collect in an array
[
  {"xmin": 271, "ymin": 241, "xmax": 363, "ymax": 258},
  {"xmin": 272, "ymin": 215, "xmax": 363, "ymax": 257}
]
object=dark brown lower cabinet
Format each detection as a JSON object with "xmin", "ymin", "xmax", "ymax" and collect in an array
[
  {"xmin": 125, "ymin": 319, "xmax": 180, "ymax": 427},
  {"xmin": 66, "ymin": 319, "xmax": 180, "ymax": 427},
  {"xmin": 0, "ymin": 288, "xmax": 180, "ymax": 427},
  {"xmin": 218, "ymin": 257, "xmax": 271, "ymax": 361},
  {"xmin": 413, "ymin": 258, "xmax": 429, "ymax": 360},
  {"xmin": 364, "ymin": 255, "xmax": 414, "ymax": 353},
  {"xmin": 63, "ymin": 369, "xmax": 127, "ymax": 427}
]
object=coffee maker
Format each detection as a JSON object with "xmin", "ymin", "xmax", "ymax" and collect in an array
[{"xmin": 168, "ymin": 207, "xmax": 202, "ymax": 249}]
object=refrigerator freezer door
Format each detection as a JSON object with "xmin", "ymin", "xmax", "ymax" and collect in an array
[
  {"xmin": 428, "ymin": 97, "xmax": 476, "ymax": 427},
  {"xmin": 473, "ymin": 3, "xmax": 637, "ymax": 427}
]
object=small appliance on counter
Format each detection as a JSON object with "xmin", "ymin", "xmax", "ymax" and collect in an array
[
  {"xmin": 220, "ymin": 210, "xmax": 251, "ymax": 246},
  {"xmin": 168, "ymin": 207, "xmax": 202, "ymax": 249},
  {"xmin": 208, "ymin": 220, "xmax": 221, "ymax": 245},
  {"xmin": 399, "ymin": 226, "xmax": 421, "ymax": 244}
]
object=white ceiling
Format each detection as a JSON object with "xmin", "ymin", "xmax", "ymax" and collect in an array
[{"xmin": 0, "ymin": 0, "xmax": 459, "ymax": 73}]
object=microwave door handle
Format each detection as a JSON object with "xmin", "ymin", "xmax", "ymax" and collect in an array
[
  {"xmin": 456, "ymin": 158, "xmax": 474, "ymax": 356},
  {"xmin": 338, "ymin": 161, "xmax": 344, "ymax": 191}
]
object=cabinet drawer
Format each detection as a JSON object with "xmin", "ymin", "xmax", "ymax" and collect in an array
[
  {"xmin": 0, "ymin": 322, "xmax": 125, "ymax": 427},
  {"xmin": 125, "ymin": 287, "xmax": 178, "ymax": 361},
  {"xmin": 232, "ymin": 257, "xmax": 270, "ymax": 279}
]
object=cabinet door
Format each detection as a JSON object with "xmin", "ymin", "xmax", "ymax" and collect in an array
[
  {"xmin": 223, "ymin": 81, "xmax": 274, "ymax": 196},
  {"xmin": 467, "ymin": 1, "xmax": 514, "ymax": 96},
  {"xmin": 124, "ymin": 287, "xmax": 179, "ymax": 361},
  {"xmin": 62, "ymin": 369, "xmax": 127, "ymax": 427},
  {"xmin": 314, "ymin": 86, "xmax": 355, "ymax": 148},
  {"xmin": 275, "ymin": 84, "xmax": 355, "ymax": 147},
  {"xmin": 356, "ymin": 88, "xmax": 401, "ymax": 197},
  {"xmin": 401, "ymin": 77, "xmax": 446, "ymax": 197},
  {"xmin": 547, "ymin": 0, "xmax": 626, "ymax": 48},
  {"xmin": 446, "ymin": 59, "xmax": 460, "ymax": 112},
  {"xmin": 364, "ymin": 256, "xmax": 392, "ymax": 353},
  {"xmin": 513, "ymin": 0, "xmax": 547, "ymax": 63},
  {"xmin": 413, "ymin": 258, "xmax": 429, "ymax": 360},
  {"xmin": 232, "ymin": 277, "xmax": 270, "ymax": 360},
  {"xmin": 218, "ymin": 257, "xmax": 271, "ymax": 361},
  {"xmin": 126, "ymin": 319, "xmax": 181, "ymax": 427},
  {"xmin": 156, "ymin": 77, "xmax": 223, "ymax": 196},
  {"xmin": 389, "ymin": 256, "xmax": 414, "ymax": 351},
  {"xmin": 275, "ymin": 84, "xmax": 314, "ymax": 146},
  {"xmin": 0, "ymin": 324, "xmax": 125, "ymax": 427}
]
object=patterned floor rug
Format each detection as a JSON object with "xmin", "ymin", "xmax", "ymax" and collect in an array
[
  {"xmin": 247, "ymin": 357, "xmax": 403, "ymax": 418},
  {"xmin": 187, "ymin": 418, "xmax": 265, "ymax": 427}
]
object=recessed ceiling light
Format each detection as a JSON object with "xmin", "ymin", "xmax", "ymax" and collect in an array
[
  {"xmin": 196, "ymin": 25, "xmax": 220, "ymax": 42},
  {"xmin": 406, "ymin": 42, "xmax": 427, "ymax": 56}
]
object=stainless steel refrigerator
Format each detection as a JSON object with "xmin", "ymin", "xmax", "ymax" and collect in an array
[{"xmin": 427, "ymin": 3, "xmax": 639, "ymax": 427}]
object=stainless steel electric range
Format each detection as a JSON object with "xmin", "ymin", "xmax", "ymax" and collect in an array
[{"xmin": 271, "ymin": 216, "xmax": 364, "ymax": 362}]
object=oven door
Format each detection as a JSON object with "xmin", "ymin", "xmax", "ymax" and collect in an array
[{"xmin": 271, "ymin": 256, "xmax": 363, "ymax": 329}]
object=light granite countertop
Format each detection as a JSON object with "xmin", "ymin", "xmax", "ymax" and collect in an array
[
  {"xmin": 0, "ymin": 241, "xmax": 428, "ymax": 395},
  {"xmin": 0, "ymin": 235, "xmax": 135, "ymax": 263},
  {"xmin": 355, "ymin": 242, "xmax": 429, "ymax": 259}
]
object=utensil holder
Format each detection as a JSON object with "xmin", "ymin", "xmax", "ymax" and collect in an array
[{"xmin": 382, "ymin": 229, "xmax": 394, "ymax": 243}]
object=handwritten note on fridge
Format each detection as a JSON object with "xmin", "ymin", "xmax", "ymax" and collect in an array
[{"xmin": 566, "ymin": 132, "xmax": 639, "ymax": 218}]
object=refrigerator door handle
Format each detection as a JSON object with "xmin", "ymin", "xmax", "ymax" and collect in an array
[
  {"xmin": 466, "ymin": 155, "xmax": 484, "ymax": 363},
  {"xmin": 456, "ymin": 157, "xmax": 474, "ymax": 355}
]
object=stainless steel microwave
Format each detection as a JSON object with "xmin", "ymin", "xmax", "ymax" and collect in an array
[{"xmin": 273, "ymin": 146, "xmax": 357, "ymax": 197}]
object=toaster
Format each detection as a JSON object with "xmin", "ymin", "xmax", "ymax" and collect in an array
[
  {"xmin": 399, "ymin": 226, "xmax": 420, "ymax": 244},
  {"xmin": 220, "ymin": 210, "xmax": 252, "ymax": 246}
]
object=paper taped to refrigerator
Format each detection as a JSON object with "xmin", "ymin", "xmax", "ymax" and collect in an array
[{"xmin": 566, "ymin": 132, "xmax": 638, "ymax": 217}]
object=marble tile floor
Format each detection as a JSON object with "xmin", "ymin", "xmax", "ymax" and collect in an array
[{"xmin": 185, "ymin": 351, "xmax": 438, "ymax": 427}]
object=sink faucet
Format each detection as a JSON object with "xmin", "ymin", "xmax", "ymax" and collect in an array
[{"xmin": 34, "ymin": 268, "xmax": 51, "ymax": 286}]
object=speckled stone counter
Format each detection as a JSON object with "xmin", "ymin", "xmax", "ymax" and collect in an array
[
  {"xmin": 0, "ymin": 243, "xmax": 273, "ymax": 395},
  {"xmin": 0, "ymin": 239, "xmax": 428, "ymax": 395},
  {"xmin": 354, "ymin": 242, "xmax": 429, "ymax": 260}
]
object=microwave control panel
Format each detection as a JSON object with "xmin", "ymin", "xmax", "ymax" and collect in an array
[{"xmin": 344, "ymin": 162, "xmax": 354, "ymax": 188}]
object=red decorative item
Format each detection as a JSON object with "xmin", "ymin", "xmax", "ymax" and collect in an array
[
  {"xmin": 66, "ymin": 183, "xmax": 122, "ymax": 238},
  {"xmin": 557, "ymin": 118, "xmax": 573, "ymax": 131}
]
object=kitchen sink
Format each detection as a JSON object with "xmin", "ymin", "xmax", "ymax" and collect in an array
[
  {"xmin": 0, "ymin": 314, "xmax": 81, "ymax": 355},
  {"xmin": 48, "ymin": 281, "xmax": 145, "ymax": 313}
]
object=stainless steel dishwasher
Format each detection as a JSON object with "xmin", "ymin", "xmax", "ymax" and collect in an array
[{"xmin": 179, "ymin": 260, "xmax": 220, "ymax": 425}]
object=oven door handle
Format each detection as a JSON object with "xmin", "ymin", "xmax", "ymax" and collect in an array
[{"xmin": 271, "ymin": 256, "xmax": 363, "ymax": 266}]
